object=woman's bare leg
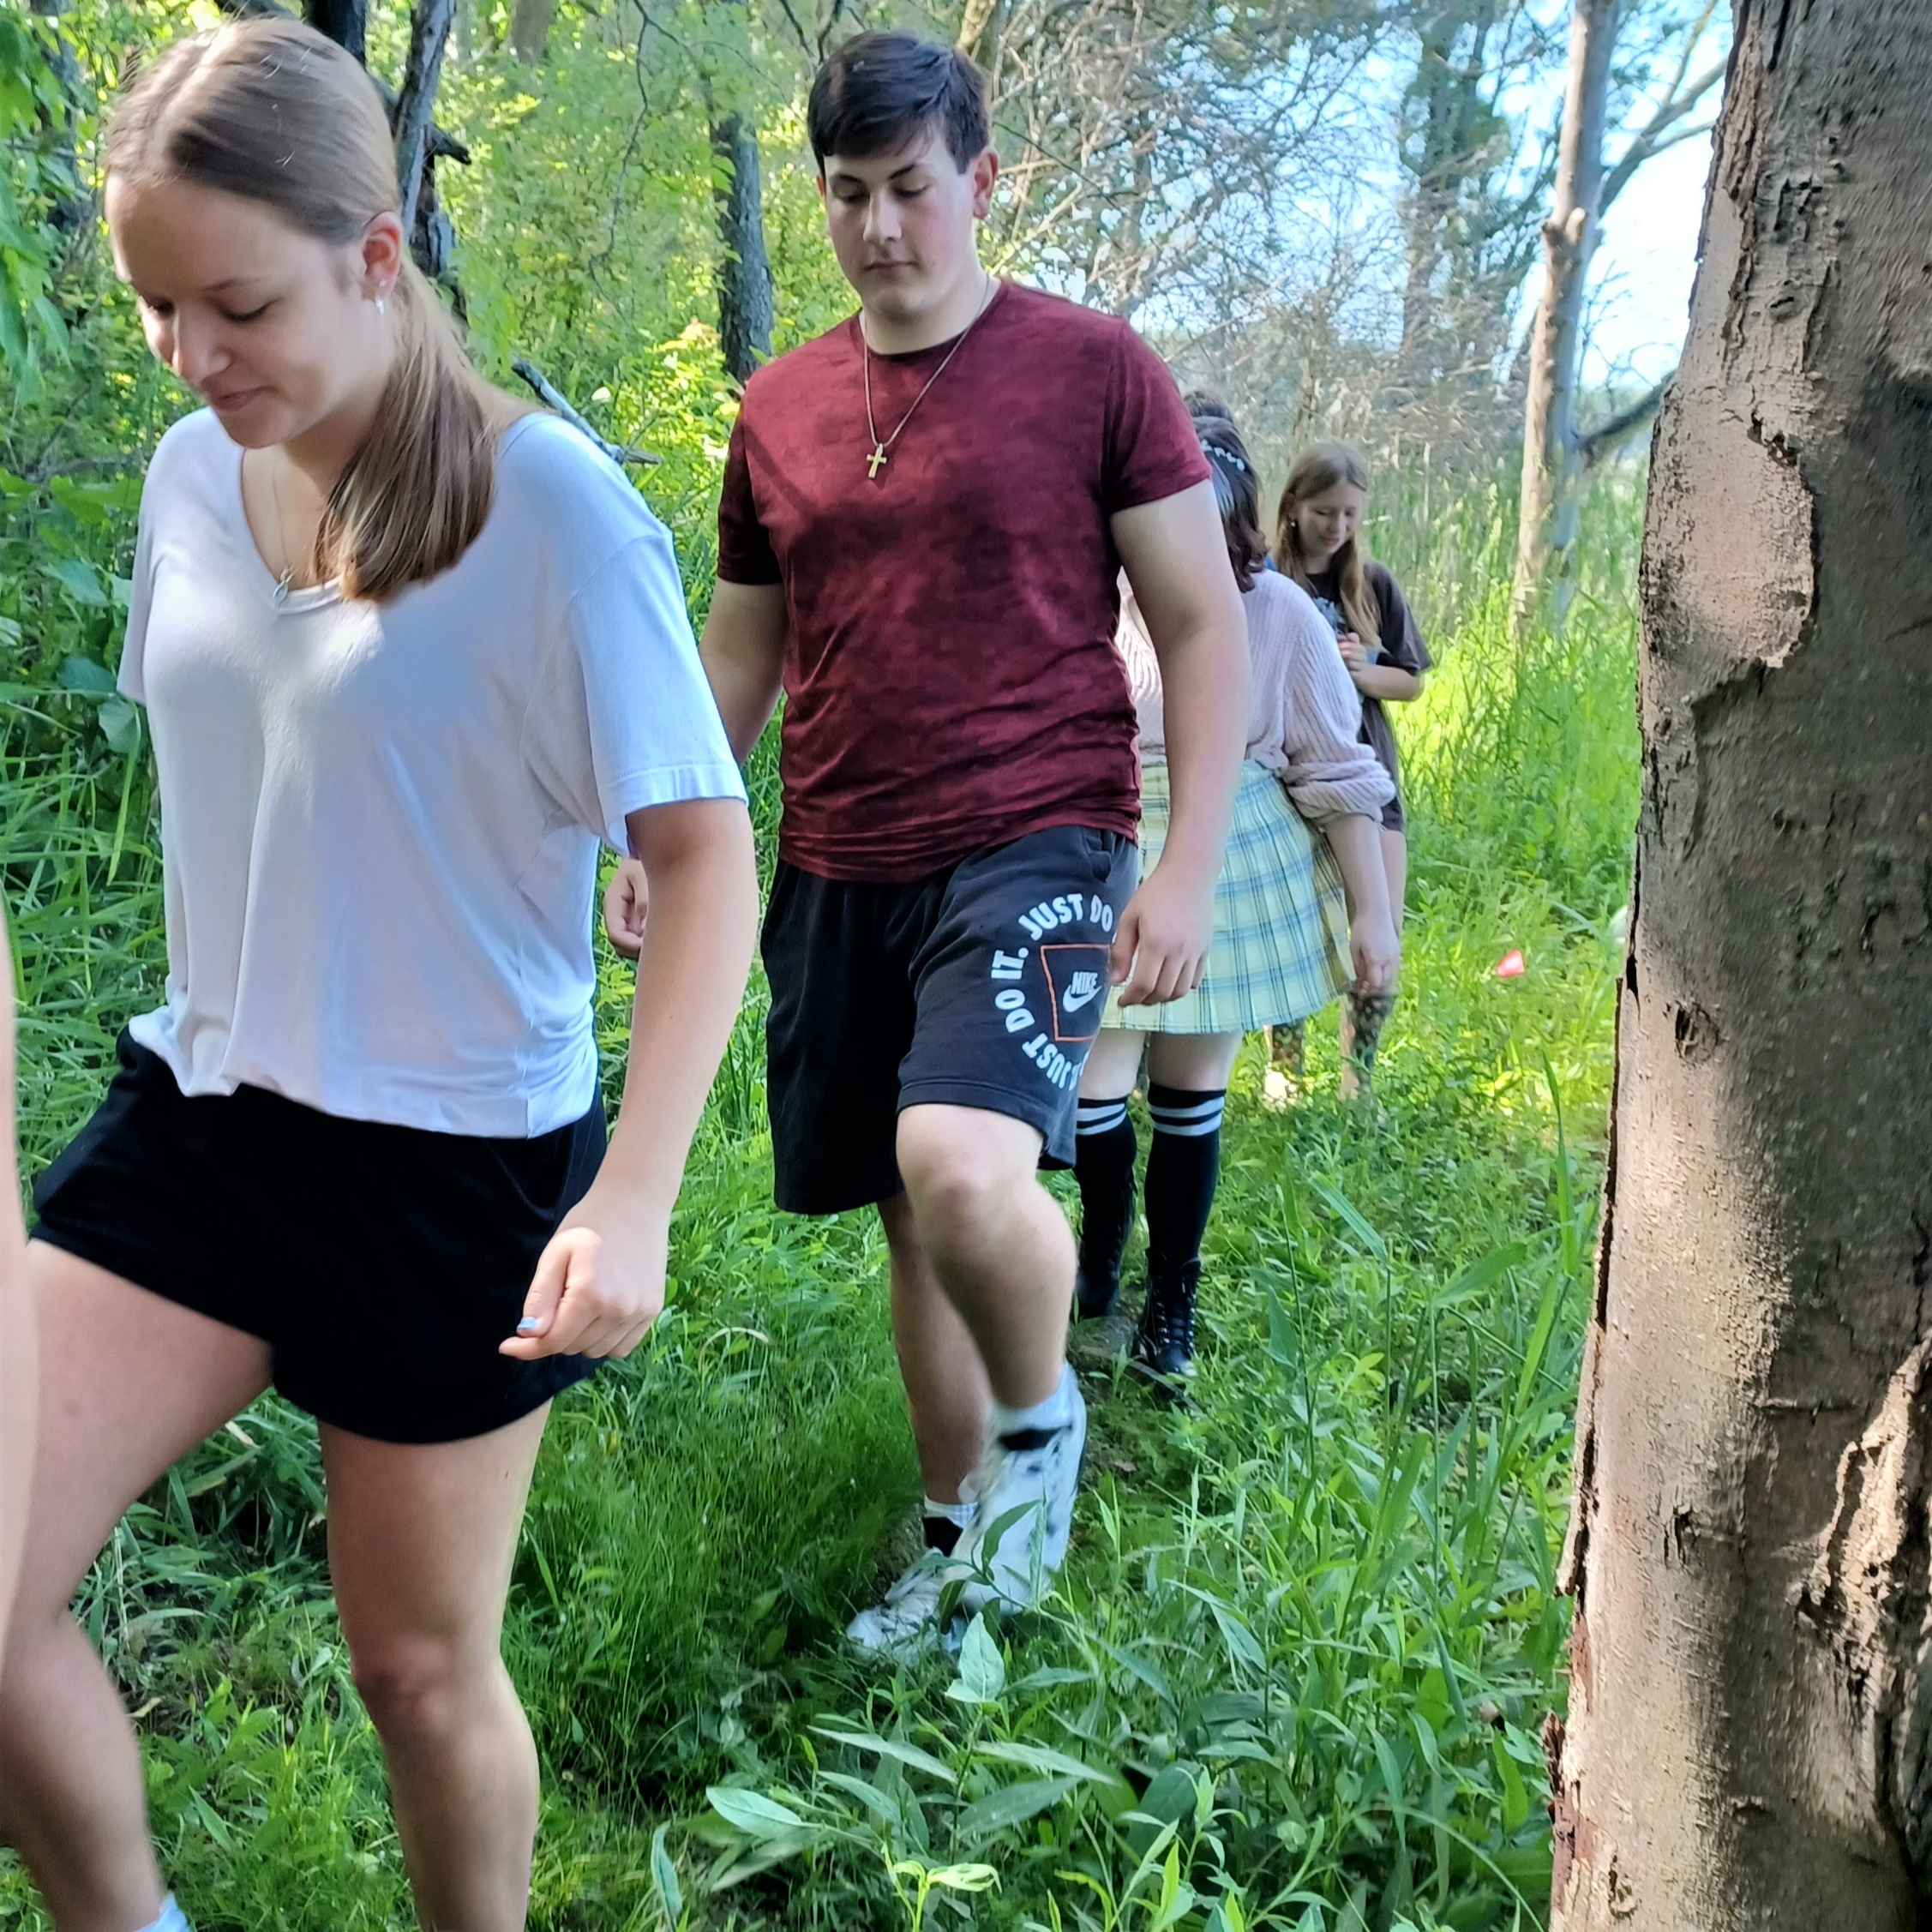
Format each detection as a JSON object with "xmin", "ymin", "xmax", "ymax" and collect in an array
[
  {"xmin": 322, "ymin": 1407, "xmax": 549, "ymax": 1932},
  {"xmin": 0, "ymin": 938, "xmax": 29, "ymax": 1666},
  {"xmin": 1340, "ymin": 827, "xmax": 1407, "ymax": 1098},
  {"xmin": 0, "ymin": 1247, "xmax": 270, "ymax": 1932}
]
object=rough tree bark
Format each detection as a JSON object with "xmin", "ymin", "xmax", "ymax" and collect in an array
[
  {"xmin": 1550, "ymin": 0, "xmax": 1932, "ymax": 1924},
  {"xmin": 711, "ymin": 112, "xmax": 773, "ymax": 387},
  {"xmin": 394, "ymin": 0, "xmax": 457, "ymax": 246},
  {"xmin": 305, "ymin": 0, "xmax": 367, "ymax": 63},
  {"xmin": 1513, "ymin": 0, "xmax": 1615, "ymax": 628}
]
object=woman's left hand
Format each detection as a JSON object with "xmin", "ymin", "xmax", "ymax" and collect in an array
[
  {"xmin": 1350, "ymin": 908, "xmax": 1400, "ymax": 994},
  {"xmin": 602, "ymin": 858, "xmax": 649, "ymax": 960},
  {"xmin": 1337, "ymin": 631, "xmax": 1373, "ymax": 680},
  {"xmin": 499, "ymin": 1185, "xmax": 669, "ymax": 1361}
]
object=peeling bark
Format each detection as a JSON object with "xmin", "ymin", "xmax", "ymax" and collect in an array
[{"xmin": 1551, "ymin": 0, "xmax": 1932, "ymax": 1923}]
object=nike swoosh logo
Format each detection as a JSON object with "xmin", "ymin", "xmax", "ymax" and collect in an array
[{"xmin": 1060, "ymin": 982, "xmax": 1104, "ymax": 1013}]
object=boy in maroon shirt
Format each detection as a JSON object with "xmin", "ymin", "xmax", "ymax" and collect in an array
[{"xmin": 612, "ymin": 32, "xmax": 1245, "ymax": 1655}]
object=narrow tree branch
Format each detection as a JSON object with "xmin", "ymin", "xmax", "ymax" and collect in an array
[
  {"xmin": 1575, "ymin": 374, "xmax": 1670, "ymax": 464},
  {"xmin": 1601, "ymin": 57, "xmax": 1727, "ymax": 211},
  {"xmin": 511, "ymin": 360, "xmax": 661, "ymax": 465}
]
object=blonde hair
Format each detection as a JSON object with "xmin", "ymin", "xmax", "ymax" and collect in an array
[
  {"xmin": 107, "ymin": 19, "xmax": 496, "ymax": 603},
  {"xmin": 1275, "ymin": 441, "xmax": 1378, "ymax": 649}
]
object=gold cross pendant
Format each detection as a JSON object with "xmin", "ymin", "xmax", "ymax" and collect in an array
[{"xmin": 867, "ymin": 445, "xmax": 889, "ymax": 479}]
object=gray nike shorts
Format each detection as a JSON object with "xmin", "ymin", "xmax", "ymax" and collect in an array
[{"xmin": 762, "ymin": 824, "xmax": 1139, "ymax": 1215}]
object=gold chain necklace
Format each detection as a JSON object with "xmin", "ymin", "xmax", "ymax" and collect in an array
[{"xmin": 862, "ymin": 273, "xmax": 998, "ymax": 481}]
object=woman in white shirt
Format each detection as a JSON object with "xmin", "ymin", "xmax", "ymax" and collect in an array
[
  {"xmin": 1073, "ymin": 404, "xmax": 1398, "ymax": 1383},
  {"xmin": 0, "ymin": 23, "xmax": 756, "ymax": 1932}
]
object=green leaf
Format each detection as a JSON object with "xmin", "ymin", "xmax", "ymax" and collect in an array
[
  {"xmin": 101, "ymin": 697, "xmax": 141, "ymax": 758},
  {"xmin": 57, "ymin": 655, "xmax": 117, "ymax": 694},
  {"xmin": 1494, "ymin": 1732, "xmax": 1531, "ymax": 1833},
  {"xmin": 1311, "ymin": 1177, "xmax": 1388, "ymax": 1261},
  {"xmin": 808, "ymin": 1725, "xmax": 957, "ymax": 1784},
  {"xmin": 1134, "ymin": 1762, "xmax": 1201, "ymax": 1833},
  {"xmin": 924, "ymin": 1863, "xmax": 999, "ymax": 1893},
  {"xmin": 947, "ymin": 1612, "xmax": 1005, "ymax": 1705},
  {"xmin": 1009, "ymin": 1664, "xmax": 1091, "ymax": 1691},
  {"xmin": 975, "ymin": 1739, "xmax": 1115, "ymax": 1784},
  {"xmin": 45, "ymin": 557, "xmax": 107, "ymax": 607},
  {"xmin": 818, "ymin": 1770, "xmax": 903, "ymax": 1827},
  {"xmin": 705, "ymin": 1785, "xmax": 807, "ymax": 1839},
  {"xmin": 1513, "ymin": 1270, "xmax": 1567, "ymax": 1419},
  {"xmin": 955, "ymin": 1774, "xmax": 1077, "ymax": 1841},
  {"xmin": 649, "ymin": 1821, "xmax": 683, "ymax": 1923}
]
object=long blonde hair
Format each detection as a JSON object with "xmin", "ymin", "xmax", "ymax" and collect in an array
[
  {"xmin": 1275, "ymin": 441, "xmax": 1378, "ymax": 649},
  {"xmin": 107, "ymin": 19, "xmax": 496, "ymax": 602}
]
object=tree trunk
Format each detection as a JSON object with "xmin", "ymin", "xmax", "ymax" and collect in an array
[
  {"xmin": 1513, "ymin": 0, "xmax": 1616, "ymax": 631},
  {"xmin": 395, "ymin": 0, "xmax": 458, "ymax": 266},
  {"xmin": 957, "ymin": 0, "xmax": 1006, "ymax": 72},
  {"xmin": 711, "ymin": 113, "xmax": 773, "ymax": 387},
  {"xmin": 306, "ymin": 0, "xmax": 368, "ymax": 63},
  {"xmin": 1551, "ymin": 0, "xmax": 1932, "ymax": 1923},
  {"xmin": 507, "ymin": 0, "xmax": 559, "ymax": 63}
]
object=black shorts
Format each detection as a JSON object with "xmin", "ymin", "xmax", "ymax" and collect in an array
[
  {"xmin": 763, "ymin": 824, "xmax": 1138, "ymax": 1215},
  {"xmin": 31, "ymin": 1032, "xmax": 607, "ymax": 1443}
]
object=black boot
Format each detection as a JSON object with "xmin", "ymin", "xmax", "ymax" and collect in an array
[
  {"xmin": 1073, "ymin": 1097, "xmax": 1137, "ymax": 1320},
  {"xmin": 1132, "ymin": 1256, "xmax": 1199, "ymax": 1383},
  {"xmin": 1074, "ymin": 1180, "xmax": 1136, "ymax": 1319}
]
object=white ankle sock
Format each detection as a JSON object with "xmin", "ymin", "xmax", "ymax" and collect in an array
[
  {"xmin": 924, "ymin": 1495, "xmax": 976, "ymax": 1528},
  {"xmin": 139, "ymin": 1898, "xmax": 191, "ymax": 1932},
  {"xmin": 990, "ymin": 1363, "xmax": 1076, "ymax": 1439}
]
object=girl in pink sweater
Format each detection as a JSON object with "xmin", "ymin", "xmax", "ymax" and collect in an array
[{"xmin": 1073, "ymin": 403, "xmax": 1398, "ymax": 1382}]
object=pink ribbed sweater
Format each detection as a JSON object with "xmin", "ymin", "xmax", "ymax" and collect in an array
[{"xmin": 1120, "ymin": 570, "xmax": 1395, "ymax": 825}]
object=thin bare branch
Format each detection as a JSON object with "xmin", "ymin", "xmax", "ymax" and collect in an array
[{"xmin": 511, "ymin": 359, "xmax": 661, "ymax": 466}]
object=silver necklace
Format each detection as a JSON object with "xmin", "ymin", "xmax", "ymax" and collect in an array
[
  {"xmin": 266, "ymin": 450, "xmax": 297, "ymax": 603},
  {"xmin": 862, "ymin": 273, "xmax": 997, "ymax": 482}
]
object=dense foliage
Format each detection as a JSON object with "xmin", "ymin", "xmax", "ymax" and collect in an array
[{"xmin": 0, "ymin": 4, "xmax": 1652, "ymax": 1926}]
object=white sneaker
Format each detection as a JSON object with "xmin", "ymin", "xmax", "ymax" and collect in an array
[
  {"xmin": 845, "ymin": 1549, "xmax": 967, "ymax": 1661},
  {"xmin": 955, "ymin": 1370, "xmax": 1087, "ymax": 1613}
]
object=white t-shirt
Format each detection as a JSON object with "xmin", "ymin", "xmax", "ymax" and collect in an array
[{"xmin": 120, "ymin": 408, "xmax": 746, "ymax": 1137}]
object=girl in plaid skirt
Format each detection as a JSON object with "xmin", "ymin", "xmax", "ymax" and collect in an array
[{"xmin": 1072, "ymin": 403, "xmax": 1399, "ymax": 1383}]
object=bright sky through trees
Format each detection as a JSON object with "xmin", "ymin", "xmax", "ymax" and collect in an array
[{"xmin": 1581, "ymin": 121, "xmax": 1713, "ymax": 386}]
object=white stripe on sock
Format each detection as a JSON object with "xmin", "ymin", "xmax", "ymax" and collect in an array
[{"xmin": 1077, "ymin": 1101, "xmax": 1130, "ymax": 1135}]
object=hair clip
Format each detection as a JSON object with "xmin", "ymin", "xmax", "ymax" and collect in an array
[{"xmin": 1203, "ymin": 441, "xmax": 1250, "ymax": 475}]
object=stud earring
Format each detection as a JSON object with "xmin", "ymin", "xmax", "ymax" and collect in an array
[{"xmin": 375, "ymin": 296, "xmax": 387, "ymax": 315}]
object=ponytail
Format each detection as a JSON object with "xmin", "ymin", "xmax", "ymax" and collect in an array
[
  {"xmin": 107, "ymin": 18, "xmax": 500, "ymax": 601},
  {"xmin": 321, "ymin": 261, "xmax": 495, "ymax": 600}
]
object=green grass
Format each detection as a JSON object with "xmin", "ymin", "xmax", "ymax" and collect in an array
[{"xmin": 0, "ymin": 476, "xmax": 1639, "ymax": 1932}]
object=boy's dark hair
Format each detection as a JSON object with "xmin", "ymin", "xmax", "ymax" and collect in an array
[{"xmin": 808, "ymin": 32, "xmax": 990, "ymax": 173}]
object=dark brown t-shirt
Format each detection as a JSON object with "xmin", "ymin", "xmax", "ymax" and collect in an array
[
  {"xmin": 1301, "ymin": 561, "xmax": 1431, "ymax": 788},
  {"xmin": 717, "ymin": 281, "xmax": 1209, "ymax": 881}
]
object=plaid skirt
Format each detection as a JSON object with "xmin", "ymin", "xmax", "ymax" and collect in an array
[{"xmin": 1108, "ymin": 759, "xmax": 1352, "ymax": 1035}]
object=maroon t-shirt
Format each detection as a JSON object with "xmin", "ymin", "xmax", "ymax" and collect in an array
[{"xmin": 717, "ymin": 281, "xmax": 1209, "ymax": 881}]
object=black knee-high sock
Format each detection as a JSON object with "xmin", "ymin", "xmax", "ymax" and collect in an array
[
  {"xmin": 1143, "ymin": 1084, "xmax": 1226, "ymax": 1273},
  {"xmin": 1074, "ymin": 1095, "xmax": 1138, "ymax": 1283}
]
